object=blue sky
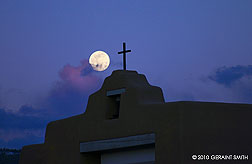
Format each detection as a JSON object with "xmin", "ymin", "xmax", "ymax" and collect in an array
[{"xmin": 0, "ymin": 0, "xmax": 252, "ymax": 148}]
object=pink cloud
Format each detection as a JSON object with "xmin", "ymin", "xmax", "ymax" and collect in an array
[{"xmin": 57, "ymin": 59, "xmax": 101, "ymax": 93}]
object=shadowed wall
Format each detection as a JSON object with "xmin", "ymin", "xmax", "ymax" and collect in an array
[{"xmin": 20, "ymin": 70, "xmax": 252, "ymax": 164}]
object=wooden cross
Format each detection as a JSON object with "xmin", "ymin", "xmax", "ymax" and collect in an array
[{"xmin": 118, "ymin": 42, "xmax": 131, "ymax": 70}]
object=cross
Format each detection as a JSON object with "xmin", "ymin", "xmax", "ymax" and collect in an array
[{"xmin": 118, "ymin": 42, "xmax": 131, "ymax": 70}]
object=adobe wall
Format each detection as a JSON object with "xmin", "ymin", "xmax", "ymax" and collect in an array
[{"xmin": 19, "ymin": 71, "xmax": 252, "ymax": 164}]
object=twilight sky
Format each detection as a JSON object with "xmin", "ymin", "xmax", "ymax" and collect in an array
[{"xmin": 0, "ymin": 0, "xmax": 252, "ymax": 148}]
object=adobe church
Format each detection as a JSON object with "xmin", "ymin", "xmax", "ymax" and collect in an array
[{"xmin": 20, "ymin": 45, "xmax": 252, "ymax": 164}]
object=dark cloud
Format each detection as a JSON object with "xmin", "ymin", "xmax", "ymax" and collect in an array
[
  {"xmin": 0, "ymin": 106, "xmax": 49, "ymax": 148},
  {"xmin": 81, "ymin": 64, "xmax": 94, "ymax": 76},
  {"xmin": 58, "ymin": 59, "xmax": 101, "ymax": 93},
  {"xmin": 207, "ymin": 65, "xmax": 252, "ymax": 104},
  {"xmin": 45, "ymin": 87, "xmax": 90, "ymax": 117},
  {"xmin": 0, "ymin": 132, "xmax": 44, "ymax": 149},
  {"xmin": 44, "ymin": 59, "xmax": 102, "ymax": 117},
  {"xmin": 18, "ymin": 105, "xmax": 47, "ymax": 117},
  {"xmin": 208, "ymin": 65, "xmax": 252, "ymax": 86},
  {"xmin": 0, "ymin": 59, "xmax": 102, "ymax": 148},
  {"xmin": 0, "ymin": 107, "xmax": 50, "ymax": 130}
]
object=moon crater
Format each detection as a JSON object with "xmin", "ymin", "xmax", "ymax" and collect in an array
[{"xmin": 89, "ymin": 51, "xmax": 110, "ymax": 71}]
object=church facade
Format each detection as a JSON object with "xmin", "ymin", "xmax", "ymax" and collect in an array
[{"xmin": 20, "ymin": 70, "xmax": 252, "ymax": 164}]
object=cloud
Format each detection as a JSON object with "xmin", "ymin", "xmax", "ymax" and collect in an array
[
  {"xmin": 227, "ymin": 75, "xmax": 252, "ymax": 103},
  {"xmin": 0, "ymin": 130, "xmax": 44, "ymax": 149},
  {"xmin": 0, "ymin": 107, "xmax": 49, "ymax": 130},
  {"xmin": 0, "ymin": 107, "xmax": 49, "ymax": 148},
  {"xmin": 208, "ymin": 65, "xmax": 252, "ymax": 87},
  {"xmin": 206, "ymin": 65, "xmax": 252, "ymax": 103},
  {"xmin": 58, "ymin": 59, "xmax": 100, "ymax": 92},
  {"xmin": 0, "ymin": 129, "xmax": 43, "ymax": 143},
  {"xmin": 0, "ymin": 59, "xmax": 102, "ymax": 148},
  {"xmin": 160, "ymin": 65, "xmax": 252, "ymax": 105},
  {"xmin": 44, "ymin": 59, "xmax": 102, "ymax": 117}
]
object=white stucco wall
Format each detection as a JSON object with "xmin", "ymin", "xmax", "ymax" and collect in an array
[{"xmin": 101, "ymin": 147, "xmax": 155, "ymax": 164}]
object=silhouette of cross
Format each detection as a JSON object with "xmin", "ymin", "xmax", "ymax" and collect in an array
[{"xmin": 118, "ymin": 42, "xmax": 131, "ymax": 70}]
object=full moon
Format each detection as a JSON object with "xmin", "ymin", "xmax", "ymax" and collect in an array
[{"xmin": 89, "ymin": 51, "xmax": 110, "ymax": 71}]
